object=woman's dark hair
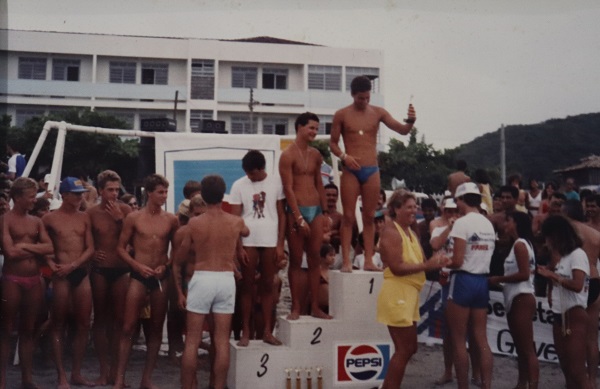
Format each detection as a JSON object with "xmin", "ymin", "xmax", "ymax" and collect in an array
[
  {"xmin": 541, "ymin": 215, "xmax": 582, "ymax": 256},
  {"xmin": 507, "ymin": 211, "xmax": 534, "ymax": 243},
  {"xmin": 542, "ymin": 181, "xmax": 557, "ymax": 200}
]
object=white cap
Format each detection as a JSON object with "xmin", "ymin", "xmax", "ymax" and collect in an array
[
  {"xmin": 443, "ymin": 198, "xmax": 458, "ymax": 209},
  {"xmin": 455, "ymin": 182, "xmax": 480, "ymax": 198},
  {"xmin": 480, "ymin": 202, "xmax": 489, "ymax": 213}
]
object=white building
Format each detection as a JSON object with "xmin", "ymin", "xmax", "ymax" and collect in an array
[{"xmin": 0, "ymin": 29, "xmax": 384, "ymax": 139}]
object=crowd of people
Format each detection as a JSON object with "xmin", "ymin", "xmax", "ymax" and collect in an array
[{"xmin": 0, "ymin": 74, "xmax": 597, "ymax": 389}]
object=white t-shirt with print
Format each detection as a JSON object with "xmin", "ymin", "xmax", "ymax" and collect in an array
[
  {"xmin": 229, "ymin": 174, "xmax": 285, "ymax": 247},
  {"xmin": 449, "ymin": 212, "xmax": 495, "ymax": 274},
  {"xmin": 551, "ymin": 247, "xmax": 589, "ymax": 314}
]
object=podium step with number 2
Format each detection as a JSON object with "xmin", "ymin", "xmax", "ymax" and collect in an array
[{"xmin": 228, "ymin": 270, "xmax": 391, "ymax": 389}]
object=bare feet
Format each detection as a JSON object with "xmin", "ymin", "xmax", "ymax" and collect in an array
[
  {"xmin": 71, "ymin": 375, "xmax": 95, "ymax": 387},
  {"xmin": 93, "ymin": 375, "xmax": 109, "ymax": 386},
  {"xmin": 340, "ymin": 262, "xmax": 353, "ymax": 273},
  {"xmin": 362, "ymin": 260, "xmax": 382, "ymax": 272},
  {"xmin": 236, "ymin": 335, "xmax": 250, "ymax": 347},
  {"xmin": 311, "ymin": 309, "xmax": 333, "ymax": 320},
  {"xmin": 262, "ymin": 333, "xmax": 282, "ymax": 346},
  {"xmin": 286, "ymin": 311, "xmax": 300, "ymax": 320},
  {"xmin": 57, "ymin": 382, "xmax": 71, "ymax": 389}
]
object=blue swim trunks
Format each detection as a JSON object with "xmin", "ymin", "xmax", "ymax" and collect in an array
[
  {"xmin": 298, "ymin": 205, "xmax": 322, "ymax": 224},
  {"xmin": 448, "ymin": 271, "xmax": 489, "ymax": 309},
  {"xmin": 345, "ymin": 166, "xmax": 379, "ymax": 185}
]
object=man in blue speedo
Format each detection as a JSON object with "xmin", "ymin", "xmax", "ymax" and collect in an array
[{"xmin": 330, "ymin": 75, "xmax": 416, "ymax": 272}]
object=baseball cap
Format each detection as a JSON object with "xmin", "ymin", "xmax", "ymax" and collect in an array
[
  {"xmin": 455, "ymin": 182, "xmax": 480, "ymax": 198},
  {"xmin": 59, "ymin": 177, "xmax": 89, "ymax": 193},
  {"xmin": 443, "ymin": 198, "xmax": 458, "ymax": 209}
]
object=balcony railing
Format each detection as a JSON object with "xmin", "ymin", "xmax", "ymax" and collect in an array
[{"xmin": 217, "ymin": 88, "xmax": 383, "ymax": 109}]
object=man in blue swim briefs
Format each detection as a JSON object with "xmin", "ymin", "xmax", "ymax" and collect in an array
[
  {"xmin": 330, "ymin": 75, "xmax": 416, "ymax": 272},
  {"xmin": 280, "ymin": 112, "xmax": 332, "ymax": 320}
]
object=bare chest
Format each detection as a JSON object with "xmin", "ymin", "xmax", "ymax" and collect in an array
[{"xmin": 9, "ymin": 220, "xmax": 41, "ymax": 243}]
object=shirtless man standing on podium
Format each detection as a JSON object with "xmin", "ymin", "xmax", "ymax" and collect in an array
[{"xmin": 330, "ymin": 75, "xmax": 416, "ymax": 272}]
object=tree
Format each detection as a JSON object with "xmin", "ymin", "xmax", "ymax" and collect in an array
[
  {"xmin": 311, "ymin": 139, "xmax": 332, "ymax": 165},
  {"xmin": 378, "ymin": 128, "xmax": 455, "ymax": 194},
  {"xmin": 7, "ymin": 108, "xmax": 139, "ymax": 187}
]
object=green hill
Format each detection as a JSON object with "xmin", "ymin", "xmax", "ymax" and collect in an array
[{"xmin": 456, "ymin": 112, "xmax": 600, "ymax": 183}]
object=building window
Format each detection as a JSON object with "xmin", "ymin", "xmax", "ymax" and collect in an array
[
  {"xmin": 15, "ymin": 108, "xmax": 45, "ymax": 127},
  {"xmin": 308, "ymin": 65, "xmax": 342, "ymax": 91},
  {"xmin": 52, "ymin": 59, "xmax": 81, "ymax": 82},
  {"xmin": 346, "ymin": 67, "xmax": 380, "ymax": 93},
  {"xmin": 18, "ymin": 57, "xmax": 47, "ymax": 80},
  {"xmin": 262, "ymin": 118, "xmax": 288, "ymax": 135},
  {"xmin": 141, "ymin": 63, "xmax": 168, "ymax": 85},
  {"xmin": 191, "ymin": 60, "xmax": 215, "ymax": 100},
  {"xmin": 231, "ymin": 115, "xmax": 257, "ymax": 135},
  {"xmin": 109, "ymin": 61, "xmax": 136, "ymax": 84},
  {"xmin": 190, "ymin": 110, "xmax": 213, "ymax": 133},
  {"xmin": 262, "ymin": 68, "xmax": 287, "ymax": 90},
  {"xmin": 318, "ymin": 115, "xmax": 333, "ymax": 135},
  {"xmin": 232, "ymin": 67, "xmax": 257, "ymax": 89}
]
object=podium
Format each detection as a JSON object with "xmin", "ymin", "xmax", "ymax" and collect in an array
[{"xmin": 228, "ymin": 270, "xmax": 393, "ymax": 388}]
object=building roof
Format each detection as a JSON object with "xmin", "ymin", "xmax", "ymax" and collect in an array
[
  {"xmin": 554, "ymin": 155, "xmax": 600, "ymax": 173},
  {"xmin": 2, "ymin": 29, "xmax": 319, "ymax": 46},
  {"xmin": 223, "ymin": 36, "xmax": 320, "ymax": 46}
]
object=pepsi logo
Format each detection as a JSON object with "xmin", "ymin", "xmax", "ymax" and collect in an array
[{"xmin": 336, "ymin": 343, "xmax": 391, "ymax": 383}]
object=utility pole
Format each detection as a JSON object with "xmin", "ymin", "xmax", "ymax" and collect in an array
[
  {"xmin": 500, "ymin": 124, "xmax": 506, "ymax": 184},
  {"xmin": 248, "ymin": 88, "xmax": 260, "ymax": 133}
]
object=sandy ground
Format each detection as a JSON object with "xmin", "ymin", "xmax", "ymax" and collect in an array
[
  {"xmin": 3, "ymin": 269, "xmax": 572, "ymax": 388},
  {"xmin": 3, "ymin": 341, "xmax": 569, "ymax": 389}
]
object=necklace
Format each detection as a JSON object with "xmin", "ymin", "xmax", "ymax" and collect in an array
[
  {"xmin": 359, "ymin": 130, "xmax": 364, "ymax": 135},
  {"xmin": 293, "ymin": 142, "xmax": 309, "ymax": 173}
]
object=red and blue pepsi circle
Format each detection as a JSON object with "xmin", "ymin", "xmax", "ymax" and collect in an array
[{"xmin": 336, "ymin": 343, "xmax": 391, "ymax": 383}]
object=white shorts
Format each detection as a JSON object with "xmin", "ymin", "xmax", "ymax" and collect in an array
[{"xmin": 186, "ymin": 271, "xmax": 235, "ymax": 314}]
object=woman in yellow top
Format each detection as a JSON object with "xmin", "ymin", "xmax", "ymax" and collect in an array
[{"xmin": 377, "ymin": 189, "xmax": 451, "ymax": 388}]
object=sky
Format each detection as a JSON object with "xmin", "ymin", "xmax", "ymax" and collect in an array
[{"xmin": 3, "ymin": 0, "xmax": 600, "ymax": 150}]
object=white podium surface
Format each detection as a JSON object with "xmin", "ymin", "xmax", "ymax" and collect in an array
[{"xmin": 228, "ymin": 270, "xmax": 394, "ymax": 389}]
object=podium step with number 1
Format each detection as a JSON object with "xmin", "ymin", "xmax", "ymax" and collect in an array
[{"xmin": 228, "ymin": 270, "xmax": 391, "ymax": 389}]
